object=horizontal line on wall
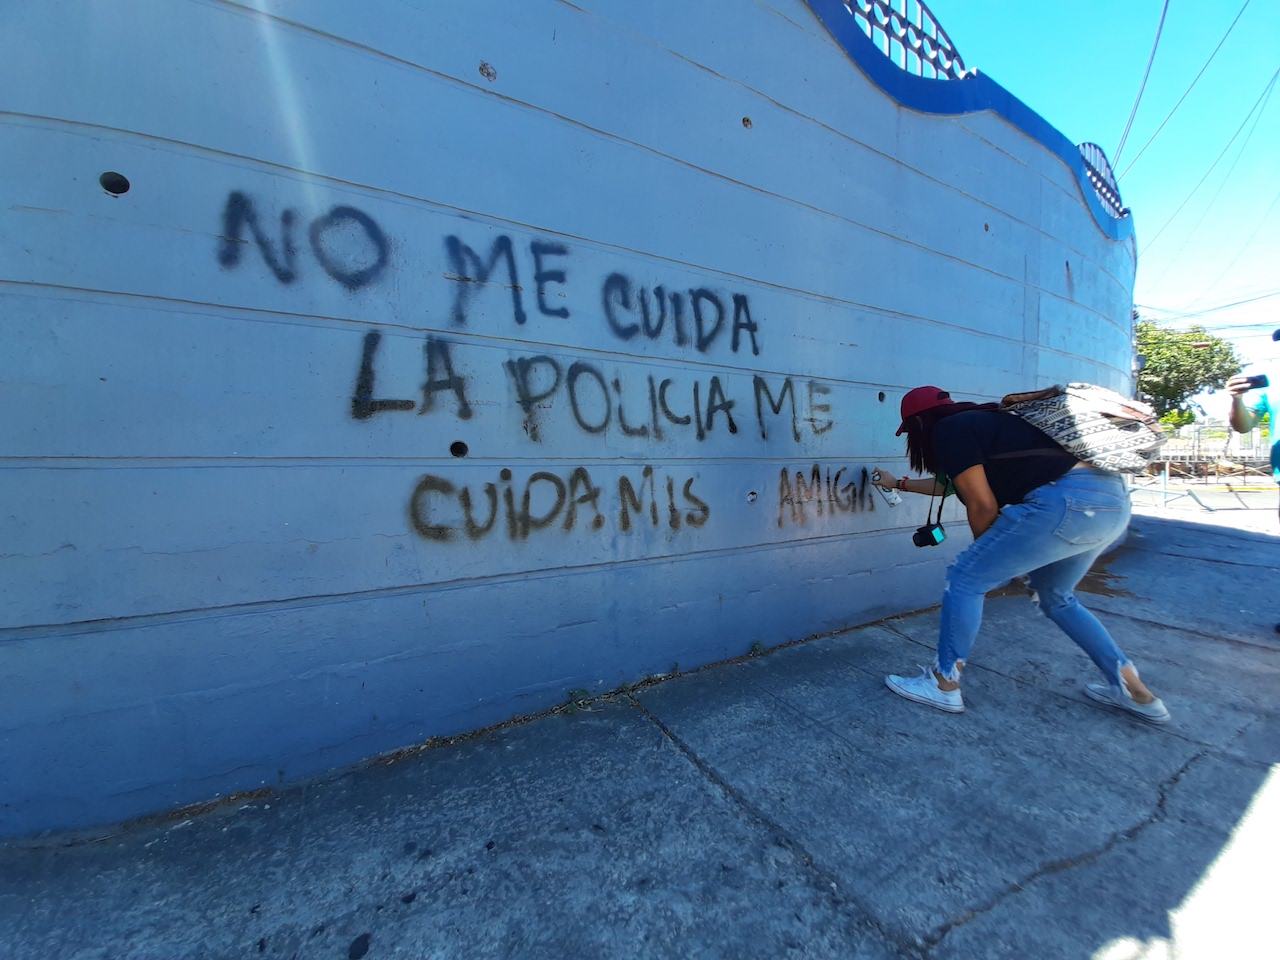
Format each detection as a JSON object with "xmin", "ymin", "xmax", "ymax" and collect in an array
[
  {"xmin": 0, "ymin": 279, "xmax": 1130, "ymax": 384},
  {"xmin": 0, "ymin": 523, "xmax": 923, "ymax": 640},
  {"xmin": 0, "ymin": 111, "xmax": 1129, "ymax": 331}
]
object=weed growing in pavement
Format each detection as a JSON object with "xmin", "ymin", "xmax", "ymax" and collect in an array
[{"xmin": 563, "ymin": 688, "xmax": 594, "ymax": 715}]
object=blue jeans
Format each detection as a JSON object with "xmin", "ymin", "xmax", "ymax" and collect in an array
[{"xmin": 936, "ymin": 466, "xmax": 1132, "ymax": 687}]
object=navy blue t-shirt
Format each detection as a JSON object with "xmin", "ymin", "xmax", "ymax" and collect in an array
[{"xmin": 932, "ymin": 410, "xmax": 1077, "ymax": 507}]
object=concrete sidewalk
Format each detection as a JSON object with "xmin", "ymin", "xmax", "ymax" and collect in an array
[{"xmin": 2, "ymin": 495, "xmax": 1277, "ymax": 960}]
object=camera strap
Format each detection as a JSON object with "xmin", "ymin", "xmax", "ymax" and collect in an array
[{"xmin": 925, "ymin": 474, "xmax": 957, "ymax": 527}]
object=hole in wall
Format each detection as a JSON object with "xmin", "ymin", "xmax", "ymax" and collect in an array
[
  {"xmin": 742, "ymin": 117, "xmax": 753, "ymax": 128},
  {"xmin": 747, "ymin": 491, "xmax": 758, "ymax": 503},
  {"xmin": 478, "ymin": 62, "xmax": 497, "ymax": 82},
  {"xmin": 983, "ymin": 223, "xmax": 989, "ymax": 232},
  {"xmin": 450, "ymin": 441, "xmax": 469, "ymax": 458},
  {"xmin": 99, "ymin": 172, "xmax": 130, "ymax": 196},
  {"xmin": 878, "ymin": 391, "xmax": 886, "ymax": 401}
]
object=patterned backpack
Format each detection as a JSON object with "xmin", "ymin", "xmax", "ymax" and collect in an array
[{"xmin": 998, "ymin": 383, "xmax": 1167, "ymax": 474}]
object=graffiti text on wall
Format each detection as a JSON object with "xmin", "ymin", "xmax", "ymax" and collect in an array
[
  {"xmin": 353, "ymin": 330, "xmax": 834, "ymax": 442},
  {"xmin": 444, "ymin": 235, "xmax": 761, "ymax": 357},
  {"xmin": 217, "ymin": 196, "xmax": 763, "ymax": 357},
  {"xmin": 217, "ymin": 192, "xmax": 390, "ymax": 290},
  {"xmin": 778, "ymin": 465, "xmax": 878, "ymax": 526},
  {"xmin": 408, "ymin": 466, "xmax": 710, "ymax": 543}
]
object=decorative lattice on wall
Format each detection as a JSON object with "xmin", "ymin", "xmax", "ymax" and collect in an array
[
  {"xmin": 841, "ymin": 0, "xmax": 968, "ymax": 81},
  {"xmin": 1078, "ymin": 142, "xmax": 1128, "ymax": 219}
]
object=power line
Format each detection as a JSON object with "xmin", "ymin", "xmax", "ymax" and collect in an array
[
  {"xmin": 1143, "ymin": 77, "xmax": 1278, "ymax": 291},
  {"xmin": 1113, "ymin": 0, "xmax": 1171, "ymax": 165},
  {"xmin": 1185, "ymin": 180, "xmax": 1280, "ymax": 308},
  {"xmin": 1137, "ymin": 66, "xmax": 1280, "ymax": 257},
  {"xmin": 1136, "ymin": 288, "xmax": 1280, "ymax": 321},
  {"xmin": 1117, "ymin": 0, "xmax": 1251, "ymax": 180},
  {"xmin": 1132, "ymin": 317, "xmax": 1278, "ymax": 342}
]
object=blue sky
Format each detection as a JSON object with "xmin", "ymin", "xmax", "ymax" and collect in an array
[{"xmin": 924, "ymin": 0, "xmax": 1279, "ymax": 371}]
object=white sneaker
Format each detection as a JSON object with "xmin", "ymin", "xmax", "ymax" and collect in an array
[
  {"xmin": 885, "ymin": 666, "xmax": 964, "ymax": 714},
  {"xmin": 1084, "ymin": 683, "xmax": 1171, "ymax": 724}
]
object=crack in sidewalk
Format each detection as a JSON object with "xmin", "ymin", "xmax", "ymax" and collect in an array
[
  {"xmin": 1088, "ymin": 607, "xmax": 1280, "ymax": 654},
  {"xmin": 921, "ymin": 749, "xmax": 1210, "ymax": 954},
  {"xmin": 628, "ymin": 694, "xmax": 928, "ymax": 959}
]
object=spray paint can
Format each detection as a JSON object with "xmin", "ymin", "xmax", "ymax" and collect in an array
[{"xmin": 871, "ymin": 471, "xmax": 901, "ymax": 506}]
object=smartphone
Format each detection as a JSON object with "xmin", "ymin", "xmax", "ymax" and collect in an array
[{"xmin": 1243, "ymin": 374, "xmax": 1269, "ymax": 390}]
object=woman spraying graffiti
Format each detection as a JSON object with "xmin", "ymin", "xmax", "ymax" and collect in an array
[{"xmin": 871, "ymin": 386, "xmax": 1169, "ymax": 723}]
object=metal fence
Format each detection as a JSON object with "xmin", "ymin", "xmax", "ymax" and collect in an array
[
  {"xmin": 1150, "ymin": 422, "xmax": 1273, "ymax": 481},
  {"xmin": 841, "ymin": 0, "xmax": 968, "ymax": 80}
]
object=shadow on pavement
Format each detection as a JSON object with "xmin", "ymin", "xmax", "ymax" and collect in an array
[{"xmin": 0, "ymin": 511, "xmax": 1275, "ymax": 959}]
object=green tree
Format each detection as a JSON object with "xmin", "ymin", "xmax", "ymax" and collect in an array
[{"xmin": 1135, "ymin": 320, "xmax": 1241, "ymax": 419}]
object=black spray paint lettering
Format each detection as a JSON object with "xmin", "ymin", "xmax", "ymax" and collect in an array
[
  {"xmin": 703, "ymin": 376, "xmax": 738, "ymax": 435},
  {"xmin": 730, "ymin": 295, "xmax": 760, "ymax": 355},
  {"xmin": 504, "ymin": 355, "xmax": 731, "ymax": 442},
  {"xmin": 352, "ymin": 331, "xmax": 416, "ymax": 421},
  {"xmin": 504, "ymin": 355, "xmax": 563, "ymax": 442},
  {"xmin": 409, "ymin": 475, "xmax": 457, "ymax": 542},
  {"xmin": 446, "ymin": 235, "xmax": 577, "ymax": 327},
  {"xmin": 408, "ymin": 467, "xmax": 706, "ymax": 542},
  {"xmin": 445, "ymin": 235, "xmax": 526, "ymax": 327},
  {"xmin": 778, "ymin": 465, "xmax": 876, "ymax": 527},
  {"xmin": 641, "ymin": 286, "xmax": 667, "ymax": 339},
  {"xmin": 530, "ymin": 241, "xmax": 570, "ymax": 319},
  {"xmin": 354, "ymin": 334, "xmax": 836, "ymax": 443},
  {"xmin": 690, "ymin": 289, "xmax": 724, "ymax": 353},
  {"xmin": 600, "ymin": 275, "xmax": 760, "ymax": 355},
  {"xmin": 309, "ymin": 206, "xmax": 389, "ymax": 290},
  {"xmin": 613, "ymin": 378, "xmax": 650, "ymax": 439},
  {"xmin": 217, "ymin": 192, "xmax": 296, "ymax": 283},
  {"xmin": 619, "ymin": 466, "xmax": 659, "ymax": 532},
  {"xmin": 808, "ymin": 381, "xmax": 834, "ymax": 435},
  {"xmin": 567, "ymin": 362, "xmax": 611, "ymax": 435},
  {"xmin": 217, "ymin": 192, "xmax": 389, "ymax": 289},
  {"xmin": 420, "ymin": 337, "xmax": 473, "ymax": 420},
  {"xmin": 352, "ymin": 330, "xmax": 473, "ymax": 421},
  {"xmin": 500, "ymin": 353, "xmax": 825, "ymax": 444},
  {"xmin": 670, "ymin": 291, "xmax": 689, "ymax": 347},
  {"xmin": 602, "ymin": 274, "xmax": 638, "ymax": 340},
  {"xmin": 412, "ymin": 467, "xmax": 604, "ymax": 543},
  {"xmin": 754, "ymin": 376, "xmax": 801, "ymax": 443},
  {"xmin": 619, "ymin": 466, "xmax": 710, "ymax": 532}
]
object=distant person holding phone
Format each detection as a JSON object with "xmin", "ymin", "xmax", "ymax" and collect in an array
[{"xmin": 1226, "ymin": 328, "xmax": 1278, "ymax": 632}]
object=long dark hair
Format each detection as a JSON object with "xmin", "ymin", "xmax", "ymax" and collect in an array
[{"xmin": 903, "ymin": 401, "xmax": 999, "ymax": 475}]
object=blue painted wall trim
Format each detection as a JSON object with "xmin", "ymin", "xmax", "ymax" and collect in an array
[{"xmin": 804, "ymin": 0, "xmax": 1134, "ymax": 242}]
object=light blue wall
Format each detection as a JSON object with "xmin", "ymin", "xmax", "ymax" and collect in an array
[{"xmin": 0, "ymin": 0, "xmax": 1135, "ymax": 836}]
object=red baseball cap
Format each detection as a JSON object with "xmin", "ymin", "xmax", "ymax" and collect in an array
[{"xmin": 895, "ymin": 386, "xmax": 953, "ymax": 435}]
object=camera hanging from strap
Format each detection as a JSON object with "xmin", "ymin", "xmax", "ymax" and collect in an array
[{"xmin": 913, "ymin": 479, "xmax": 948, "ymax": 548}]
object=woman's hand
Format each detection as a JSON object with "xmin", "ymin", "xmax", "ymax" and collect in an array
[{"xmin": 871, "ymin": 468, "xmax": 898, "ymax": 490}]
